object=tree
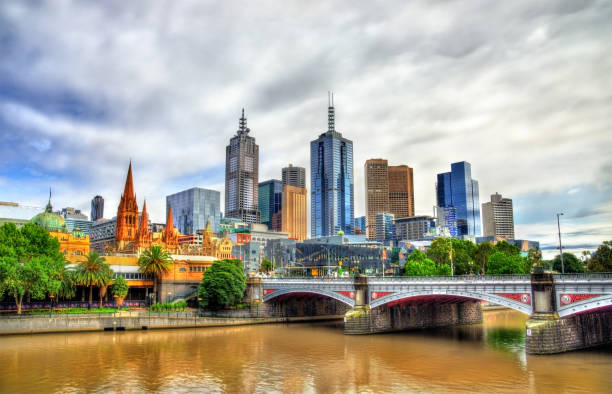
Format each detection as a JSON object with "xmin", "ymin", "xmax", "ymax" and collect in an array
[
  {"xmin": 112, "ymin": 275, "xmax": 129, "ymax": 309},
  {"xmin": 486, "ymin": 252, "xmax": 527, "ymax": 275},
  {"xmin": 76, "ymin": 251, "xmax": 109, "ymax": 308},
  {"xmin": 426, "ymin": 238, "xmax": 451, "ymax": 266},
  {"xmin": 57, "ymin": 269, "xmax": 77, "ymax": 301},
  {"xmin": 449, "ymin": 239, "xmax": 476, "ymax": 275},
  {"xmin": 587, "ymin": 241, "xmax": 612, "ymax": 272},
  {"xmin": 260, "ymin": 259, "xmax": 274, "ymax": 273},
  {"xmin": 551, "ymin": 253, "xmax": 584, "ymax": 273},
  {"xmin": 474, "ymin": 242, "xmax": 494, "ymax": 274},
  {"xmin": 494, "ymin": 241, "xmax": 520, "ymax": 256},
  {"xmin": 0, "ymin": 223, "xmax": 66, "ymax": 314},
  {"xmin": 138, "ymin": 245, "xmax": 174, "ymax": 304},
  {"xmin": 97, "ymin": 264, "xmax": 114, "ymax": 308},
  {"xmin": 198, "ymin": 259, "xmax": 246, "ymax": 310},
  {"xmin": 404, "ymin": 250, "xmax": 451, "ymax": 276}
]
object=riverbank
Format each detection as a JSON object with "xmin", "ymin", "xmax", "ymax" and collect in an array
[{"xmin": 0, "ymin": 313, "xmax": 344, "ymax": 335}]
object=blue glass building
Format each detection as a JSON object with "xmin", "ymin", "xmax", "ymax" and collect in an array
[
  {"xmin": 258, "ymin": 179, "xmax": 283, "ymax": 230},
  {"xmin": 353, "ymin": 216, "xmax": 366, "ymax": 234},
  {"xmin": 166, "ymin": 187, "xmax": 220, "ymax": 235},
  {"xmin": 436, "ymin": 161, "xmax": 481, "ymax": 236},
  {"xmin": 310, "ymin": 95, "xmax": 354, "ymax": 237}
]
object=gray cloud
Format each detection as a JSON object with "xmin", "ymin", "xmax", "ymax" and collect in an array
[{"xmin": 0, "ymin": 0, "xmax": 611, "ymax": 251}]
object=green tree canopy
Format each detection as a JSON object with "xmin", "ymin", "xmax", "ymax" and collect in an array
[
  {"xmin": 260, "ymin": 259, "xmax": 274, "ymax": 273},
  {"xmin": 587, "ymin": 241, "xmax": 612, "ymax": 272},
  {"xmin": 486, "ymin": 252, "xmax": 527, "ymax": 275},
  {"xmin": 198, "ymin": 259, "xmax": 246, "ymax": 310},
  {"xmin": 551, "ymin": 253, "xmax": 585, "ymax": 273},
  {"xmin": 0, "ymin": 223, "xmax": 67, "ymax": 314},
  {"xmin": 404, "ymin": 250, "xmax": 451, "ymax": 276},
  {"xmin": 474, "ymin": 242, "xmax": 494, "ymax": 274},
  {"xmin": 426, "ymin": 238, "xmax": 451, "ymax": 266},
  {"xmin": 450, "ymin": 239, "xmax": 476, "ymax": 275},
  {"xmin": 494, "ymin": 241, "xmax": 521, "ymax": 256},
  {"xmin": 112, "ymin": 275, "xmax": 129, "ymax": 309},
  {"xmin": 138, "ymin": 245, "xmax": 173, "ymax": 303},
  {"xmin": 76, "ymin": 251, "xmax": 113, "ymax": 308}
]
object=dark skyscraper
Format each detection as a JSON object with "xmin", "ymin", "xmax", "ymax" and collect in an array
[
  {"xmin": 310, "ymin": 93, "xmax": 354, "ymax": 237},
  {"xmin": 258, "ymin": 179, "xmax": 283, "ymax": 231},
  {"xmin": 90, "ymin": 195, "xmax": 104, "ymax": 221},
  {"xmin": 282, "ymin": 164, "xmax": 306, "ymax": 188},
  {"xmin": 436, "ymin": 161, "xmax": 481, "ymax": 236},
  {"xmin": 225, "ymin": 109, "xmax": 261, "ymax": 224}
]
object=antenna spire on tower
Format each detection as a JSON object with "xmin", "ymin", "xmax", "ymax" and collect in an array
[{"xmin": 327, "ymin": 91, "xmax": 335, "ymax": 133}]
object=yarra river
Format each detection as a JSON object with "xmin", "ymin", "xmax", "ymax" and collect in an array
[{"xmin": 0, "ymin": 310, "xmax": 610, "ymax": 393}]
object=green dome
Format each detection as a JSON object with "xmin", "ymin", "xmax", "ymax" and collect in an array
[
  {"xmin": 31, "ymin": 202, "xmax": 67, "ymax": 233},
  {"xmin": 72, "ymin": 226, "xmax": 86, "ymax": 239}
]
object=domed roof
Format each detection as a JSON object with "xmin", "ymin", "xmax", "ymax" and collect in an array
[
  {"xmin": 31, "ymin": 199, "xmax": 67, "ymax": 233},
  {"xmin": 72, "ymin": 226, "xmax": 86, "ymax": 239}
]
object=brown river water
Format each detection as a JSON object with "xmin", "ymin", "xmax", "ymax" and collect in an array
[{"xmin": 0, "ymin": 310, "xmax": 610, "ymax": 393}]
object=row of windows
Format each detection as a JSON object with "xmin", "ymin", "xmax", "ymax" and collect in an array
[
  {"xmin": 189, "ymin": 266, "xmax": 206, "ymax": 273},
  {"xmin": 113, "ymin": 273, "xmax": 152, "ymax": 280}
]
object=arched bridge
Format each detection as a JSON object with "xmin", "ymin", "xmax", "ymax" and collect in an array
[{"xmin": 260, "ymin": 273, "xmax": 612, "ymax": 316}]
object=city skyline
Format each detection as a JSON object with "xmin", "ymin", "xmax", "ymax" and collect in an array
[{"xmin": 1, "ymin": 1, "xmax": 611, "ymax": 256}]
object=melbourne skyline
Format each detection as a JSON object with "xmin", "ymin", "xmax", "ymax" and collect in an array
[{"xmin": 1, "ymin": 1, "xmax": 611, "ymax": 256}]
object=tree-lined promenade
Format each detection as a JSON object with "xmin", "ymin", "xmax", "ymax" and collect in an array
[{"xmin": 1, "ymin": 221, "xmax": 611, "ymax": 315}]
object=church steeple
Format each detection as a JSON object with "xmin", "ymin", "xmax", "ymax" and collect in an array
[
  {"xmin": 135, "ymin": 199, "xmax": 152, "ymax": 250},
  {"xmin": 115, "ymin": 161, "xmax": 139, "ymax": 251},
  {"xmin": 123, "ymin": 161, "xmax": 135, "ymax": 200},
  {"xmin": 163, "ymin": 204, "xmax": 178, "ymax": 251}
]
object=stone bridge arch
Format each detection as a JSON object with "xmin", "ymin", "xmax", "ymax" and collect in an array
[
  {"xmin": 557, "ymin": 294, "xmax": 612, "ymax": 318},
  {"xmin": 369, "ymin": 289, "xmax": 533, "ymax": 315},
  {"xmin": 263, "ymin": 288, "xmax": 356, "ymax": 308}
]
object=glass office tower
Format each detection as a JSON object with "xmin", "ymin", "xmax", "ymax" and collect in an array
[
  {"xmin": 166, "ymin": 187, "xmax": 220, "ymax": 235},
  {"xmin": 258, "ymin": 179, "xmax": 283, "ymax": 231},
  {"xmin": 436, "ymin": 161, "xmax": 481, "ymax": 236},
  {"xmin": 310, "ymin": 94, "xmax": 354, "ymax": 237}
]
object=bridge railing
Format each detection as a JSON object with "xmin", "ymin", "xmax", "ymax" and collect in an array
[
  {"xmin": 552, "ymin": 273, "xmax": 612, "ymax": 281},
  {"xmin": 265, "ymin": 275, "xmax": 532, "ymax": 281}
]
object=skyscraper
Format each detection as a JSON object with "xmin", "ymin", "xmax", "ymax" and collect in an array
[
  {"xmin": 281, "ymin": 185, "xmax": 307, "ymax": 241},
  {"xmin": 258, "ymin": 179, "xmax": 283, "ymax": 231},
  {"xmin": 388, "ymin": 165, "xmax": 414, "ymax": 219},
  {"xmin": 282, "ymin": 164, "xmax": 306, "ymax": 189},
  {"xmin": 375, "ymin": 212, "xmax": 395, "ymax": 242},
  {"xmin": 436, "ymin": 161, "xmax": 481, "ymax": 237},
  {"xmin": 166, "ymin": 187, "xmax": 221, "ymax": 235},
  {"xmin": 364, "ymin": 159, "xmax": 415, "ymax": 239},
  {"xmin": 364, "ymin": 159, "xmax": 389, "ymax": 239},
  {"xmin": 482, "ymin": 193, "xmax": 515, "ymax": 238},
  {"xmin": 310, "ymin": 93, "xmax": 354, "ymax": 237},
  {"xmin": 225, "ymin": 109, "xmax": 261, "ymax": 224},
  {"xmin": 90, "ymin": 195, "xmax": 104, "ymax": 221}
]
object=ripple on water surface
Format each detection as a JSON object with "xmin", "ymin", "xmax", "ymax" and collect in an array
[{"xmin": 0, "ymin": 311, "xmax": 610, "ymax": 393}]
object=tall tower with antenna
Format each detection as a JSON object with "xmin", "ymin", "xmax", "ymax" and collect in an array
[
  {"xmin": 225, "ymin": 109, "xmax": 261, "ymax": 224},
  {"xmin": 310, "ymin": 92, "xmax": 354, "ymax": 237}
]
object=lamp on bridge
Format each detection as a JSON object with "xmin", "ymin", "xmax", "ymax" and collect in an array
[{"xmin": 556, "ymin": 213, "xmax": 564, "ymax": 274}]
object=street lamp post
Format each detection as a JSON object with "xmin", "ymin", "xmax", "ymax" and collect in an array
[
  {"xmin": 557, "ymin": 213, "xmax": 565, "ymax": 274},
  {"xmin": 49, "ymin": 295, "xmax": 55, "ymax": 318}
]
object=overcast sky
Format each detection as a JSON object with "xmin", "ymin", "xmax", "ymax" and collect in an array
[{"xmin": 1, "ymin": 0, "xmax": 611, "ymax": 257}]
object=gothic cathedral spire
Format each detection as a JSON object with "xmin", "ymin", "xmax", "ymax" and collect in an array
[{"xmin": 115, "ymin": 161, "xmax": 139, "ymax": 251}]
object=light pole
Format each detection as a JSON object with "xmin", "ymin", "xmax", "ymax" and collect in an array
[{"xmin": 557, "ymin": 213, "xmax": 565, "ymax": 274}]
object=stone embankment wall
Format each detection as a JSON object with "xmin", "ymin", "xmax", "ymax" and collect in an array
[
  {"xmin": 345, "ymin": 301, "xmax": 482, "ymax": 334},
  {"xmin": 0, "ymin": 312, "xmax": 343, "ymax": 335},
  {"xmin": 526, "ymin": 309, "xmax": 612, "ymax": 354}
]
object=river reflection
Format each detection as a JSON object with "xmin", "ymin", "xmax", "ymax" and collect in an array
[{"xmin": 0, "ymin": 310, "xmax": 610, "ymax": 393}]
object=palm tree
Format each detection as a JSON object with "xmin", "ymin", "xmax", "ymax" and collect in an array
[
  {"xmin": 76, "ymin": 251, "xmax": 107, "ymax": 308},
  {"xmin": 97, "ymin": 264, "xmax": 114, "ymax": 308},
  {"xmin": 138, "ymin": 246, "xmax": 174, "ymax": 304}
]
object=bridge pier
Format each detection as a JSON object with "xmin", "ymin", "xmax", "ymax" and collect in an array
[
  {"xmin": 344, "ymin": 276, "xmax": 483, "ymax": 334},
  {"xmin": 526, "ymin": 273, "xmax": 612, "ymax": 354}
]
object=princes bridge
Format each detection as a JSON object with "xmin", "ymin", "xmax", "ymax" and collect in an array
[{"xmin": 247, "ymin": 273, "xmax": 612, "ymax": 354}]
